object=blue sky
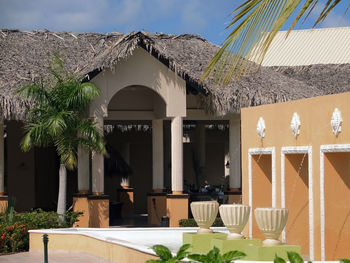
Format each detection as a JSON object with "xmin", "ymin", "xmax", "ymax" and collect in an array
[{"xmin": 0, "ymin": 0, "xmax": 349, "ymax": 45}]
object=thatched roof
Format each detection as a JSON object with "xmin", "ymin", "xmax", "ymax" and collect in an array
[
  {"xmin": 0, "ymin": 29, "xmax": 346, "ymax": 120},
  {"xmin": 0, "ymin": 29, "xmax": 125, "ymax": 120},
  {"xmin": 272, "ymin": 64, "xmax": 350, "ymax": 95}
]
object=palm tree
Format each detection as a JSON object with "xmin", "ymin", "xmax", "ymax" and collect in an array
[
  {"xmin": 203, "ymin": 0, "xmax": 347, "ymax": 85},
  {"xmin": 16, "ymin": 55, "xmax": 106, "ymax": 216}
]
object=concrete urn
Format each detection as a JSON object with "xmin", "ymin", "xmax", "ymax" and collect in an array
[
  {"xmin": 219, "ymin": 204, "xmax": 250, "ymax": 239},
  {"xmin": 254, "ymin": 207, "xmax": 288, "ymax": 246},
  {"xmin": 190, "ymin": 201, "xmax": 219, "ymax": 234}
]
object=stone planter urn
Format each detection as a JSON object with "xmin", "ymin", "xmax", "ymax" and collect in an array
[
  {"xmin": 254, "ymin": 207, "xmax": 288, "ymax": 246},
  {"xmin": 190, "ymin": 201, "xmax": 219, "ymax": 234},
  {"xmin": 219, "ymin": 204, "xmax": 250, "ymax": 239}
]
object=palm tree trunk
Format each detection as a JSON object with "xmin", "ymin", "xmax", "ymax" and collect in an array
[{"xmin": 57, "ymin": 164, "xmax": 67, "ymax": 218}]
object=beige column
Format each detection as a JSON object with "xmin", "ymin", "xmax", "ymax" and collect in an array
[
  {"xmin": 171, "ymin": 116, "xmax": 183, "ymax": 194},
  {"xmin": 229, "ymin": 118, "xmax": 241, "ymax": 190},
  {"xmin": 0, "ymin": 122, "xmax": 4, "ymax": 195},
  {"xmin": 92, "ymin": 116, "xmax": 104, "ymax": 195},
  {"xmin": 152, "ymin": 119, "xmax": 164, "ymax": 191},
  {"xmin": 78, "ymin": 146, "xmax": 89, "ymax": 193}
]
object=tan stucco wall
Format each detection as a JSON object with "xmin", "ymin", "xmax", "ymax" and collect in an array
[
  {"xmin": 30, "ymin": 233, "xmax": 158, "ymax": 263},
  {"xmin": 241, "ymin": 91, "xmax": 350, "ymax": 260},
  {"xmin": 90, "ymin": 47, "xmax": 186, "ymax": 119}
]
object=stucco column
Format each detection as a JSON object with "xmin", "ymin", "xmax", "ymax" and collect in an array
[
  {"xmin": 77, "ymin": 146, "xmax": 89, "ymax": 193},
  {"xmin": 229, "ymin": 118, "xmax": 241, "ymax": 190},
  {"xmin": 171, "ymin": 116, "xmax": 183, "ymax": 194},
  {"xmin": 92, "ymin": 116, "xmax": 104, "ymax": 195},
  {"xmin": 152, "ymin": 119, "xmax": 164, "ymax": 191},
  {"xmin": 0, "ymin": 122, "xmax": 4, "ymax": 195}
]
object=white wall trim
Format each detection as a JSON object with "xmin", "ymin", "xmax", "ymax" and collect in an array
[
  {"xmin": 248, "ymin": 147, "xmax": 276, "ymax": 239},
  {"xmin": 281, "ymin": 146, "xmax": 313, "ymax": 260},
  {"xmin": 320, "ymin": 144, "xmax": 350, "ymax": 261}
]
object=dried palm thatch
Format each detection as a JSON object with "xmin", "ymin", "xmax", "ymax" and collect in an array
[
  {"xmin": 0, "ymin": 29, "xmax": 124, "ymax": 120},
  {"xmin": 272, "ymin": 64, "xmax": 350, "ymax": 95},
  {"xmin": 0, "ymin": 29, "xmax": 345, "ymax": 120}
]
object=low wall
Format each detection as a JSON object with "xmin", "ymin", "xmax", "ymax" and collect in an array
[{"xmin": 29, "ymin": 231, "xmax": 158, "ymax": 263}]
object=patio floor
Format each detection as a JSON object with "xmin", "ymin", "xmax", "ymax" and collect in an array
[{"xmin": 0, "ymin": 251, "xmax": 112, "ymax": 263}]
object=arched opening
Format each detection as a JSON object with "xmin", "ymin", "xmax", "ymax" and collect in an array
[
  {"xmin": 107, "ymin": 85, "xmax": 166, "ymax": 120},
  {"xmin": 104, "ymin": 85, "xmax": 167, "ymax": 225}
]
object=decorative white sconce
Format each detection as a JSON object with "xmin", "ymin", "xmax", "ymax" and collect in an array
[
  {"xmin": 256, "ymin": 117, "xmax": 266, "ymax": 139},
  {"xmin": 331, "ymin": 108, "xmax": 342, "ymax": 136},
  {"xmin": 290, "ymin": 112, "xmax": 301, "ymax": 138}
]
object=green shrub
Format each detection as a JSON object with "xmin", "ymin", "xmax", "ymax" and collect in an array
[
  {"xmin": 0, "ymin": 209, "xmax": 82, "ymax": 253},
  {"xmin": 179, "ymin": 218, "xmax": 224, "ymax": 227},
  {"xmin": 0, "ymin": 223, "xmax": 28, "ymax": 252},
  {"xmin": 14, "ymin": 209, "xmax": 82, "ymax": 229}
]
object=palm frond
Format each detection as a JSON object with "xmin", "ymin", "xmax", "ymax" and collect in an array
[
  {"xmin": 203, "ymin": 0, "xmax": 296, "ymax": 85},
  {"xmin": 54, "ymin": 134, "xmax": 77, "ymax": 169},
  {"xmin": 47, "ymin": 54, "xmax": 66, "ymax": 85},
  {"xmin": 77, "ymin": 119, "xmax": 106, "ymax": 154},
  {"xmin": 15, "ymin": 81, "xmax": 50, "ymax": 104},
  {"xmin": 314, "ymin": 0, "xmax": 342, "ymax": 25},
  {"xmin": 46, "ymin": 111, "xmax": 68, "ymax": 137},
  {"xmin": 60, "ymin": 148, "xmax": 77, "ymax": 170},
  {"xmin": 21, "ymin": 122, "xmax": 52, "ymax": 151},
  {"xmin": 289, "ymin": 0, "xmax": 316, "ymax": 33},
  {"xmin": 203, "ymin": 0, "xmax": 345, "ymax": 85},
  {"xmin": 25, "ymin": 108, "xmax": 47, "ymax": 122},
  {"xmin": 65, "ymin": 82, "xmax": 100, "ymax": 111},
  {"xmin": 18, "ymin": 54, "xmax": 106, "ymax": 169}
]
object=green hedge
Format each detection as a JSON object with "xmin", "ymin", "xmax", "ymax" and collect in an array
[
  {"xmin": 179, "ymin": 217, "xmax": 224, "ymax": 227},
  {"xmin": 0, "ymin": 209, "xmax": 82, "ymax": 253}
]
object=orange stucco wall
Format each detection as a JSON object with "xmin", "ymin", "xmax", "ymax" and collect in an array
[
  {"xmin": 284, "ymin": 154, "xmax": 309, "ymax": 255},
  {"xmin": 241, "ymin": 91, "xmax": 350, "ymax": 260},
  {"xmin": 166, "ymin": 194, "xmax": 189, "ymax": 227},
  {"xmin": 324, "ymin": 152, "xmax": 350, "ymax": 260},
  {"xmin": 251, "ymin": 154, "xmax": 272, "ymax": 240}
]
